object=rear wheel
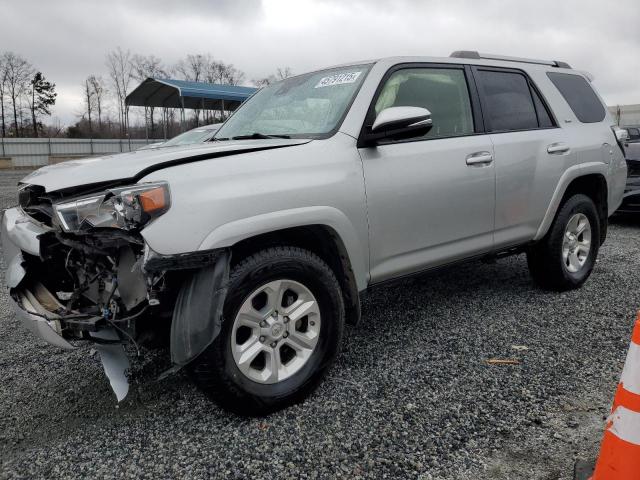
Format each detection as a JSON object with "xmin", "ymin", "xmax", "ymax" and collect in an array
[
  {"xmin": 191, "ymin": 246, "xmax": 344, "ymax": 415},
  {"xmin": 527, "ymin": 194, "xmax": 600, "ymax": 291}
]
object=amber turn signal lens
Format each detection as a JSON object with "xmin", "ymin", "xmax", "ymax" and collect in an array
[{"xmin": 139, "ymin": 187, "xmax": 168, "ymax": 213}]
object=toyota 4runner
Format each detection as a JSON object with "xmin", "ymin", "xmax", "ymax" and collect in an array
[{"xmin": 1, "ymin": 52, "xmax": 627, "ymax": 414}]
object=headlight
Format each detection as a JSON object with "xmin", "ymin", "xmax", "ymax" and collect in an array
[{"xmin": 53, "ymin": 182, "xmax": 171, "ymax": 232}]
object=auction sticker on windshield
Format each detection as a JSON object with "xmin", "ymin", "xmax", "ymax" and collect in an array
[{"xmin": 315, "ymin": 71, "xmax": 362, "ymax": 88}]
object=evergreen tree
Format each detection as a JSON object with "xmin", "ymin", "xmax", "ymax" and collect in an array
[{"xmin": 28, "ymin": 72, "xmax": 56, "ymax": 137}]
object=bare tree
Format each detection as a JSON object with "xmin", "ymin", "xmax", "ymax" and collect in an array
[
  {"xmin": 82, "ymin": 77, "xmax": 94, "ymax": 135},
  {"xmin": 106, "ymin": 47, "xmax": 133, "ymax": 136},
  {"xmin": 207, "ymin": 61, "xmax": 245, "ymax": 86},
  {"xmin": 131, "ymin": 54, "xmax": 167, "ymax": 136},
  {"xmin": 276, "ymin": 67, "xmax": 293, "ymax": 80},
  {"xmin": 131, "ymin": 54, "xmax": 166, "ymax": 80},
  {"xmin": 0, "ymin": 54, "xmax": 7, "ymax": 137},
  {"xmin": 200, "ymin": 60, "xmax": 245, "ymax": 123},
  {"xmin": 252, "ymin": 66, "xmax": 293, "ymax": 87},
  {"xmin": 3, "ymin": 52, "xmax": 33, "ymax": 137},
  {"xmin": 174, "ymin": 54, "xmax": 213, "ymax": 125},
  {"xmin": 87, "ymin": 75, "xmax": 106, "ymax": 132},
  {"xmin": 174, "ymin": 53, "xmax": 210, "ymax": 82}
]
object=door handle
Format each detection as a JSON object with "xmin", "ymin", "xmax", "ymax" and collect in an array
[
  {"xmin": 466, "ymin": 151, "xmax": 493, "ymax": 166},
  {"xmin": 547, "ymin": 143, "xmax": 570, "ymax": 154}
]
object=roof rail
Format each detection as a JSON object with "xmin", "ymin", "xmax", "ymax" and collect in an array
[{"xmin": 450, "ymin": 51, "xmax": 571, "ymax": 69}]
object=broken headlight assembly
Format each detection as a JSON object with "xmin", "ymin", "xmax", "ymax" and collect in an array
[{"xmin": 53, "ymin": 182, "xmax": 171, "ymax": 232}]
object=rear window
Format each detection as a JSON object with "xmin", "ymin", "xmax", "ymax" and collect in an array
[{"xmin": 547, "ymin": 72, "xmax": 605, "ymax": 123}]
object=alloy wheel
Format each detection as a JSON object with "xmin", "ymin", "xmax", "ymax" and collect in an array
[
  {"xmin": 562, "ymin": 213, "xmax": 592, "ymax": 273},
  {"xmin": 231, "ymin": 279, "xmax": 321, "ymax": 384}
]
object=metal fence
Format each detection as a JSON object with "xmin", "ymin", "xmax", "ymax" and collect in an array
[
  {"xmin": 609, "ymin": 104, "xmax": 640, "ymax": 126},
  {"xmin": 0, "ymin": 138, "xmax": 162, "ymax": 169},
  {"xmin": 3, "ymin": 104, "xmax": 639, "ymax": 168}
]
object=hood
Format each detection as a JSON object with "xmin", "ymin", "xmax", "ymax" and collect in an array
[{"xmin": 21, "ymin": 138, "xmax": 311, "ymax": 192}]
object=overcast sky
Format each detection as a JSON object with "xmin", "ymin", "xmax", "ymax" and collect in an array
[{"xmin": 1, "ymin": 0, "xmax": 639, "ymax": 126}]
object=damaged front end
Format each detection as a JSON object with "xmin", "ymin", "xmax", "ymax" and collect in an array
[{"xmin": 2, "ymin": 182, "xmax": 229, "ymax": 401}]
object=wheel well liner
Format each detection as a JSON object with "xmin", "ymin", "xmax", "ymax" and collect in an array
[{"xmin": 229, "ymin": 225, "xmax": 361, "ymax": 326}]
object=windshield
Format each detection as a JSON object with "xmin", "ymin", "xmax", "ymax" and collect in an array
[
  {"xmin": 215, "ymin": 64, "xmax": 371, "ymax": 140},
  {"xmin": 163, "ymin": 127, "xmax": 218, "ymax": 147}
]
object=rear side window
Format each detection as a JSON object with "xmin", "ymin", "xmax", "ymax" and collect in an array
[
  {"xmin": 627, "ymin": 127, "xmax": 640, "ymax": 140},
  {"xmin": 547, "ymin": 72, "xmax": 605, "ymax": 123},
  {"xmin": 476, "ymin": 70, "xmax": 539, "ymax": 132}
]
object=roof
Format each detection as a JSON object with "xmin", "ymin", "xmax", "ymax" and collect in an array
[
  {"xmin": 126, "ymin": 78, "xmax": 257, "ymax": 110},
  {"xmin": 325, "ymin": 53, "xmax": 578, "ymax": 74}
]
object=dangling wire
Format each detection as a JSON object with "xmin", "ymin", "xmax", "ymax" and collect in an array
[{"xmin": 106, "ymin": 307, "xmax": 145, "ymax": 358}]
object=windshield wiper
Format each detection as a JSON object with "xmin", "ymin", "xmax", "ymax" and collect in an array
[{"xmin": 231, "ymin": 132, "xmax": 291, "ymax": 140}]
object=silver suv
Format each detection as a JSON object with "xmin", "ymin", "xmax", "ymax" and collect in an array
[{"xmin": 1, "ymin": 52, "xmax": 627, "ymax": 414}]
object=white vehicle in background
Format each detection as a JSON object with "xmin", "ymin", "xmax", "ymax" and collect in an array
[
  {"xmin": 137, "ymin": 141, "xmax": 164, "ymax": 150},
  {"xmin": 137, "ymin": 123, "xmax": 221, "ymax": 150}
]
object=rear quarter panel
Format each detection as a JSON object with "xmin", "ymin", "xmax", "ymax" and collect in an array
[{"xmin": 525, "ymin": 69, "xmax": 626, "ymax": 240}]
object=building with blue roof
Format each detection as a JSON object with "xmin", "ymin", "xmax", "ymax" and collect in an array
[{"xmin": 126, "ymin": 77, "xmax": 257, "ymax": 138}]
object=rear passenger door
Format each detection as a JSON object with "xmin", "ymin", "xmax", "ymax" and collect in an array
[{"xmin": 473, "ymin": 67, "xmax": 573, "ymax": 248}]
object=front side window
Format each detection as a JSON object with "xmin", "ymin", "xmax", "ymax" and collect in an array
[
  {"xmin": 215, "ymin": 65, "xmax": 371, "ymax": 139},
  {"xmin": 476, "ymin": 70, "xmax": 539, "ymax": 132},
  {"xmin": 373, "ymin": 68, "xmax": 474, "ymax": 139},
  {"xmin": 547, "ymin": 72, "xmax": 606, "ymax": 123}
]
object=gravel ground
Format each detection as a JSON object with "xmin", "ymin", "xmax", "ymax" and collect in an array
[{"xmin": 0, "ymin": 170, "xmax": 638, "ymax": 479}]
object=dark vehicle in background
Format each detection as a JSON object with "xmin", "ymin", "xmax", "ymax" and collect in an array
[
  {"xmin": 617, "ymin": 126, "xmax": 640, "ymax": 213},
  {"xmin": 623, "ymin": 126, "xmax": 640, "ymax": 143}
]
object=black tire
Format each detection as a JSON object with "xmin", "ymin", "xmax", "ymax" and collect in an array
[
  {"xmin": 527, "ymin": 193, "xmax": 600, "ymax": 291},
  {"xmin": 190, "ymin": 246, "xmax": 345, "ymax": 415}
]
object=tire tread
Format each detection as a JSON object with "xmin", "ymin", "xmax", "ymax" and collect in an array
[
  {"xmin": 191, "ymin": 246, "xmax": 344, "ymax": 415},
  {"xmin": 527, "ymin": 193, "xmax": 600, "ymax": 291}
]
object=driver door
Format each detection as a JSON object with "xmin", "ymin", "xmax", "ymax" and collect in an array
[{"xmin": 359, "ymin": 64, "xmax": 496, "ymax": 283}]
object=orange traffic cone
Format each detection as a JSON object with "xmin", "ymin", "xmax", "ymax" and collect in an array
[{"xmin": 591, "ymin": 312, "xmax": 640, "ymax": 479}]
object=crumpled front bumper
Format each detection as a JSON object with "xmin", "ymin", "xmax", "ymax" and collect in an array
[
  {"xmin": 1, "ymin": 207, "xmax": 74, "ymax": 349},
  {"xmin": 10, "ymin": 296, "xmax": 74, "ymax": 349},
  {"xmin": 1, "ymin": 207, "xmax": 129, "ymax": 401}
]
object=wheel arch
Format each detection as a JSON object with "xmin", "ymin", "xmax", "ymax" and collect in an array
[
  {"xmin": 197, "ymin": 207, "xmax": 367, "ymax": 326},
  {"xmin": 560, "ymin": 174, "xmax": 608, "ymax": 245},
  {"xmin": 535, "ymin": 164, "xmax": 609, "ymax": 245},
  {"xmin": 227, "ymin": 225, "xmax": 362, "ymax": 326}
]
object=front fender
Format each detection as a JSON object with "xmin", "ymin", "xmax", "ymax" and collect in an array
[
  {"xmin": 534, "ymin": 162, "xmax": 609, "ymax": 241},
  {"xmin": 197, "ymin": 206, "xmax": 369, "ymax": 291}
]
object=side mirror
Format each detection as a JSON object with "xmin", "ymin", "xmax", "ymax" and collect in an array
[{"xmin": 363, "ymin": 107, "xmax": 433, "ymax": 146}]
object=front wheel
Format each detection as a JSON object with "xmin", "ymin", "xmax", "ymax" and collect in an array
[
  {"xmin": 190, "ymin": 246, "xmax": 345, "ymax": 415},
  {"xmin": 527, "ymin": 193, "xmax": 600, "ymax": 291}
]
